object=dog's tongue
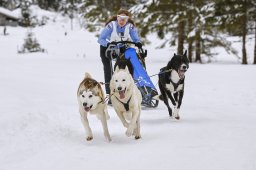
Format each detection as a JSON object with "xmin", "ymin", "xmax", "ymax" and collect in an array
[
  {"xmin": 119, "ymin": 90, "xmax": 125, "ymax": 99},
  {"xmin": 84, "ymin": 107, "xmax": 90, "ymax": 112},
  {"xmin": 179, "ymin": 70, "xmax": 185, "ymax": 79}
]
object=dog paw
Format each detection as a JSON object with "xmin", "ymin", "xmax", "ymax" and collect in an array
[
  {"xmin": 86, "ymin": 136, "xmax": 93, "ymax": 141},
  {"xmin": 106, "ymin": 136, "xmax": 112, "ymax": 142},
  {"xmin": 175, "ymin": 115, "xmax": 180, "ymax": 120},
  {"xmin": 135, "ymin": 135, "xmax": 141, "ymax": 140},
  {"xmin": 168, "ymin": 109, "xmax": 173, "ymax": 117},
  {"xmin": 173, "ymin": 112, "xmax": 180, "ymax": 120},
  {"xmin": 126, "ymin": 127, "xmax": 134, "ymax": 137},
  {"xmin": 173, "ymin": 109, "xmax": 180, "ymax": 120},
  {"xmin": 104, "ymin": 133, "xmax": 112, "ymax": 142}
]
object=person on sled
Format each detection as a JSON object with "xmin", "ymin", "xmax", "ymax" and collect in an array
[{"xmin": 97, "ymin": 9, "xmax": 142, "ymax": 103}]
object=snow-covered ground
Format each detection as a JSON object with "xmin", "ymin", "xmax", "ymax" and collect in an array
[{"xmin": 1, "ymin": 11, "xmax": 256, "ymax": 170}]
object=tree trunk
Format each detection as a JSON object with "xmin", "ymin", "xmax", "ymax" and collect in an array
[
  {"xmin": 241, "ymin": 2, "xmax": 248, "ymax": 64},
  {"xmin": 195, "ymin": 29, "xmax": 201, "ymax": 63},
  {"xmin": 177, "ymin": 20, "xmax": 185, "ymax": 55},
  {"xmin": 188, "ymin": 38, "xmax": 193, "ymax": 62},
  {"xmin": 254, "ymin": 21, "xmax": 256, "ymax": 64},
  {"xmin": 187, "ymin": 8, "xmax": 193, "ymax": 62},
  {"xmin": 242, "ymin": 25, "xmax": 247, "ymax": 64}
]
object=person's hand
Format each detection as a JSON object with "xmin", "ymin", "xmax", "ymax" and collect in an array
[
  {"xmin": 113, "ymin": 43, "xmax": 125, "ymax": 53},
  {"xmin": 135, "ymin": 42, "xmax": 142, "ymax": 48}
]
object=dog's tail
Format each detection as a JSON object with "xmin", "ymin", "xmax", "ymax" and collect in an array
[
  {"xmin": 153, "ymin": 94, "xmax": 164, "ymax": 101},
  {"xmin": 84, "ymin": 72, "xmax": 92, "ymax": 79}
]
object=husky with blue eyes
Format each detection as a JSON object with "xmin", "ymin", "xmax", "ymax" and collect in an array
[{"xmin": 77, "ymin": 73, "xmax": 111, "ymax": 142}]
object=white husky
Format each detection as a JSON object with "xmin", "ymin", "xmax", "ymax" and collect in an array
[
  {"xmin": 110, "ymin": 66, "xmax": 142, "ymax": 139},
  {"xmin": 77, "ymin": 73, "xmax": 111, "ymax": 142}
]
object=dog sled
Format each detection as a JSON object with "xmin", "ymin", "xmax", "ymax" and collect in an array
[{"xmin": 106, "ymin": 41, "xmax": 159, "ymax": 108}]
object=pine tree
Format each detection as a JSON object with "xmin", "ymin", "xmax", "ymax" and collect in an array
[
  {"xmin": 0, "ymin": 0, "xmax": 8, "ymax": 7},
  {"xmin": 133, "ymin": 0, "xmax": 233, "ymax": 63},
  {"xmin": 19, "ymin": 30, "xmax": 44, "ymax": 53},
  {"xmin": 254, "ymin": 23, "xmax": 256, "ymax": 64},
  {"xmin": 79, "ymin": 0, "xmax": 137, "ymax": 32},
  {"xmin": 20, "ymin": 0, "xmax": 32, "ymax": 27},
  {"xmin": 215, "ymin": 0, "xmax": 255, "ymax": 64},
  {"xmin": 187, "ymin": 0, "xmax": 194, "ymax": 62},
  {"xmin": 249, "ymin": 0, "xmax": 256, "ymax": 64}
]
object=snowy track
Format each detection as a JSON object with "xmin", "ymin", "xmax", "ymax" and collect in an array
[{"xmin": 1, "ymin": 18, "xmax": 256, "ymax": 170}]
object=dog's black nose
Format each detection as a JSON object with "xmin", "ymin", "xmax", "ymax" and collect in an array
[
  {"xmin": 182, "ymin": 65, "xmax": 187, "ymax": 70},
  {"xmin": 117, "ymin": 87, "xmax": 122, "ymax": 91},
  {"xmin": 83, "ymin": 102, "xmax": 87, "ymax": 107}
]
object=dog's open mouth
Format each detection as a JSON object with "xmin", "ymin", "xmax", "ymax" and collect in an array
[
  {"xmin": 178, "ymin": 69, "xmax": 186, "ymax": 79},
  {"xmin": 118, "ymin": 88, "xmax": 126, "ymax": 99},
  {"xmin": 84, "ymin": 105, "xmax": 93, "ymax": 112}
]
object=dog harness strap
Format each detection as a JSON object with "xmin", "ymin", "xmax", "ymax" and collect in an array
[
  {"xmin": 161, "ymin": 67, "xmax": 183, "ymax": 91},
  {"xmin": 169, "ymin": 78, "xmax": 182, "ymax": 91},
  {"xmin": 115, "ymin": 96, "xmax": 132, "ymax": 111},
  {"xmin": 97, "ymin": 97, "xmax": 104, "ymax": 104}
]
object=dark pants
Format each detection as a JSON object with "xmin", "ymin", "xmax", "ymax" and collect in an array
[{"xmin": 100, "ymin": 45, "xmax": 112, "ymax": 94}]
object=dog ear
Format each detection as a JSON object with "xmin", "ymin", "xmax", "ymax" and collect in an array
[
  {"xmin": 124, "ymin": 66, "xmax": 129, "ymax": 73},
  {"xmin": 84, "ymin": 72, "xmax": 92, "ymax": 79},
  {"xmin": 78, "ymin": 89, "xmax": 84, "ymax": 95},
  {"xmin": 96, "ymin": 84, "xmax": 105, "ymax": 99},
  {"xmin": 183, "ymin": 50, "xmax": 187, "ymax": 56},
  {"xmin": 115, "ymin": 66, "xmax": 120, "ymax": 73}
]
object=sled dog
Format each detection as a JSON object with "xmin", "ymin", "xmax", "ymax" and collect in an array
[
  {"xmin": 110, "ymin": 66, "xmax": 142, "ymax": 139},
  {"xmin": 157, "ymin": 50, "xmax": 189, "ymax": 119},
  {"xmin": 77, "ymin": 73, "xmax": 111, "ymax": 142},
  {"xmin": 114, "ymin": 57, "xmax": 134, "ymax": 76}
]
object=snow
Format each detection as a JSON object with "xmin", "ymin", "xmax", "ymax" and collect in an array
[
  {"xmin": 0, "ymin": 7, "xmax": 19, "ymax": 19},
  {"xmin": 1, "ymin": 10, "xmax": 256, "ymax": 170}
]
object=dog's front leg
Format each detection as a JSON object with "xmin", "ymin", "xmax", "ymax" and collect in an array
[
  {"xmin": 133, "ymin": 111, "xmax": 141, "ymax": 139},
  {"xmin": 80, "ymin": 111, "xmax": 93, "ymax": 141},
  {"xmin": 114, "ymin": 108, "xmax": 129, "ymax": 128},
  {"xmin": 126, "ymin": 110, "xmax": 139, "ymax": 137},
  {"xmin": 174, "ymin": 91, "xmax": 184, "ymax": 120},
  {"xmin": 173, "ymin": 92, "xmax": 179, "ymax": 119},
  {"xmin": 159, "ymin": 83, "xmax": 173, "ymax": 117},
  {"xmin": 98, "ymin": 112, "xmax": 112, "ymax": 142},
  {"xmin": 166, "ymin": 90, "xmax": 176, "ymax": 106}
]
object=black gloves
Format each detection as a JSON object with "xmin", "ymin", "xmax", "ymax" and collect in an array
[{"xmin": 135, "ymin": 42, "xmax": 142, "ymax": 48}]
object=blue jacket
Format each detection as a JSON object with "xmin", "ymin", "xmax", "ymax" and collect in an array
[{"xmin": 98, "ymin": 20, "xmax": 140, "ymax": 47}]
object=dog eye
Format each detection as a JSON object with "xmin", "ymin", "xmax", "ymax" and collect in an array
[
  {"xmin": 115, "ymin": 80, "xmax": 118, "ymax": 82},
  {"xmin": 89, "ymin": 95, "xmax": 92, "ymax": 98},
  {"xmin": 82, "ymin": 95, "xmax": 85, "ymax": 98},
  {"xmin": 122, "ymin": 79, "xmax": 126, "ymax": 82}
]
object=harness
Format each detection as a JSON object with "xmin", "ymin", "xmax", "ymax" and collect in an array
[
  {"xmin": 160, "ymin": 67, "xmax": 184, "ymax": 91},
  {"xmin": 115, "ymin": 95, "xmax": 132, "ymax": 111},
  {"xmin": 169, "ymin": 78, "xmax": 183, "ymax": 91}
]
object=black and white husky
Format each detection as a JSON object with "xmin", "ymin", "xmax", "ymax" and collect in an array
[{"xmin": 157, "ymin": 51, "xmax": 189, "ymax": 119}]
